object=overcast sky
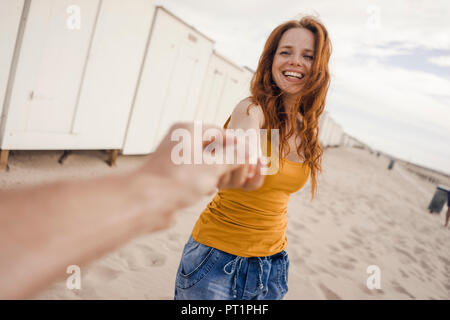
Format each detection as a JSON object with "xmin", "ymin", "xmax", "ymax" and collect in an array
[{"xmin": 160, "ymin": 0, "xmax": 450, "ymax": 175}]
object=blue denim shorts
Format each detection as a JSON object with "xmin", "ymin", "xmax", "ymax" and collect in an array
[{"xmin": 174, "ymin": 235, "xmax": 289, "ymax": 300}]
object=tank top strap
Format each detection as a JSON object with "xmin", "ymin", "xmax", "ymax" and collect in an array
[{"xmin": 223, "ymin": 116, "xmax": 231, "ymax": 129}]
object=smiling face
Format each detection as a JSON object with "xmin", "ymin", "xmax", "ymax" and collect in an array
[{"xmin": 271, "ymin": 27, "xmax": 316, "ymax": 102}]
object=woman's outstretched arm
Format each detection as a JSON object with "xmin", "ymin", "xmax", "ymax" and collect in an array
[{"xmin": 217, "ymin": 98, "xmax": 266, "ymax": 190}]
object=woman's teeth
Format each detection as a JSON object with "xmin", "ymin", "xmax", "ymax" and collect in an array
[{"xmin": 283, "ymin": 71, "xmax": 304, "ymax": 79}]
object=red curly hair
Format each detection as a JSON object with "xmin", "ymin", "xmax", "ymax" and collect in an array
[{"xmin": 249, "ymin": 16, "xmax": 332, "ymax": 200}]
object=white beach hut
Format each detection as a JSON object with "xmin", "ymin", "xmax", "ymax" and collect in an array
[
  {"xmin": 319, "ymin": 111, "xmax": 332, "ymax": 147},
  {"xmin": 242, "ymin": 67, "xmax": 255, "ymax": 97},
  {"xmin": 331, "ymin": 122, "xmax": 344, "ymax": 147},
  {"xmin": 327, "ymin": 118, "xmax": 339, "ymax": 147},
  {"xmin": 122, "ymin": 7, "xmax": 215, "ymax": 155},
  {"xmin": 318, "ymin": 111, "xmax": 327, "ymax": 146},
  {"xmin": 319, "ymin": 112, "xmax": 345, "ymax": 148},
  {"xmin": 0, "ymin": 0, "xmax": 158, "ymax": 168},
  {"xmin": 194, "ymin": 51, "xmax": 253, "ymax": 128}
]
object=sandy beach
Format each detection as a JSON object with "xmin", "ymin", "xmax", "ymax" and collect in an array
[{"xmin": 1, "ymin": 146, "xmax": 449, "ymax": 300}]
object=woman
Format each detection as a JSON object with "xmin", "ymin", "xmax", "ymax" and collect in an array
[{"xmin": 174, "ymin": 16, "xmax": 332, "ymax": 300}]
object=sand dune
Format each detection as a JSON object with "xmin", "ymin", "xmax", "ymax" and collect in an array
[{"xmin": 1, "ymin": 147, "xmax": 449, "ymax": 299}]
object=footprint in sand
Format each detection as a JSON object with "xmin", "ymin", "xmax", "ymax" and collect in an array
[
  {"xmin": 72, "ymin": 285, "xmax": 98, "ymax": 298},
  {"xmin": 289, "ymin": 248, "xmax": 305, "ymax": 265},
  {"xmin": 84, "ymin": 265, "xmax": 122, "ymax": 283},
  {"xmin": 394, "ymin": 246, "xmax": 417, "ymax": 263},
  {"xmin": 367, "ymin": 251, "xmax": 377, "ymax": 259},
  {"xmin": 328, "ymin": 245, "xmax": 341, "ymax": 253},
  {"xmin": 315, "ymin": 265, "xmax": 338, "ymax": 279},
  {"xmin": 377, "ymin": 226, "xmax": 389, "ymax": 233},
  {"xmin": 306, "ymin": 216, "xmax": 320, "ymax": 224},
  {"xmin": 328, "ymin": 258, "xmax": 355, "ymax": 270},
  {"xmin": 292, "ymin": 255, "xmax": 305, "ymax": 264},
  {"xmin": 318, "ymin": 283, "xmax": 342, "ymax": 300},
  {"xmin": 290, "ymin": 221, "xmax": 308, "ymax": 232},
  {"xmin": 129, "ymin": 252, "xmax": 166, "ymax": 270},
  {"xmin": 413, "ymin": 246, "xmax": 426, "ymax": 255},
  {"xmin": 118, "ymin": 246, "xmax": 167, "ymax": 271},
  {"xmin": 339, "ymin": 241, "xmax": 353, "ymax": 250},
  {"xmin": 391, "ymin": 281, "xmax": 416, "ymax": 299},
  {"xmin": 301, "ymin": 247, "xmax": 312, "ymax": 257},
  {"xmin": 286, "ymin": 228, "xmax": 303, "ymax": 241},
  {"xmin": 443, "ymin": 283, "xmax": 450, "ymax": 293},
  {"xmin": 438, "ymin": 256, "xmax": 450, "ymax": 267},
  {"xmin": 399, "ymin": 269, "xmax": 409, "ymax": 279},
  {"xmin": 419, "ymin": 226, "xmax": 432, "ymax": 233},
  {"xmin": 359, "ymin": 284, "xmax": 385, "ymax": 296},
  {"xmin": 347, "ymin": 234, "xmax": 363, "ymax": 246},
  {"xmin": 394, "ymin": 237, "xmax": 408, "ymax": 248},
  {"xmin": 435, "ymin": 237, "xmax": 445, "ymax": 247},
  {"xmin": 303, "ymin": 266, "xmax": 318, "ymax": 275},
  {"xmin": 384, "ymin": 219, "xmax": 397, "ymax": 228},
  {"xmin": 345, "ymin": 255, "xmax": 358, "ymax": 263},
  {"xmin": 332, "ymin": 218, "xmax": 342, "ymax": 227},
  {"xmin": 166, "ymin": 233, "xmax": 184, "ymax": 251},
  {"xmin": 350, "ymin": 226, "xmax": 365, "ymax": 237},
  {"xmin": 365, "ymin": 201, "xmax": 376, "ymax": 210},
  {"xmin": 419, "ymin": 260, "xmax": 435, "ymax": 276}
]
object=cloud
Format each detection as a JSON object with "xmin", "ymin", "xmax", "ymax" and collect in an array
[
  {"xmin": 328, "ymin": 57, "xmax": 450, "ymax": 174},
  {"xmin": 428, "ymin": 55, "xmax": 450, "ymax": 67}
]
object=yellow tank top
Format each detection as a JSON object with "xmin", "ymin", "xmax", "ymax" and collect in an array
[{"xmin": 192, "ymin": 117, "xmax": 310, "ymax": 257}]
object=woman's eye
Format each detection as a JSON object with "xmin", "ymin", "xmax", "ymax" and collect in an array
[
  {"xmin": 305, "ymin": 55, "xmax": 314, "ymax": 60},
  {"xmin": 280, "ymin": 51, "xmax": 290, "ymax": 55}
]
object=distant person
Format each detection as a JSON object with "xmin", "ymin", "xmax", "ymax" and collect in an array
[
  {"xmin": 0, "ymin": 122, "xmax": 264, "ymax": 299},
  {"xmin": 445, "ymin": 190, "xmax": 450, "ymax": 228},
  {"xmin": 388, "ymin": 159, "xmax": 395, "ymax": 170},
  {"xmin": 174, "ymin": 16, "xmax": 332, "ymax": 300}
]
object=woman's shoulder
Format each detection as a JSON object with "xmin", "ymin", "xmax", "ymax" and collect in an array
[{"xmin": 230, "ymin": 97, "xmax": 265, "ymax": 129}]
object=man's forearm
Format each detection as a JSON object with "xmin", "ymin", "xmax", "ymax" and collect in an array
[{"xmin": 0, "ymin": 172, "xmax": 186, "ymax": 299}]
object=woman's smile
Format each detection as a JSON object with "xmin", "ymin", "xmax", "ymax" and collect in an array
[{"xmin": 281, "ymin": 70, "xmax": 305, "ymax": 83}]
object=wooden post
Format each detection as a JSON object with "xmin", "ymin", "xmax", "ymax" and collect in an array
[
  {"xmin": 107, "ymin": 149, "xmax": 119, "ymax": 167},
  {"xmin": 58, "ymin": 150, "xmax": 72, "ymax": 164},
  {"xmin": 0, "ymin": 150, "xmax": 9, "ymax": 171}
]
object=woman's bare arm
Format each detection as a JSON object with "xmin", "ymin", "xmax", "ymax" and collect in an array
[
  {"xmin": 228, "ymin": 97, "xmax": 265, "ymax": 131},
  {"xmin": 217, "ymin": 98, "xmax": 266, "ymax": 190}
]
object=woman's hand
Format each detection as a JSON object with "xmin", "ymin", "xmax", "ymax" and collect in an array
[{"xmin": 217, "ymin": 158, "xmax": 265, "ymax": 191}]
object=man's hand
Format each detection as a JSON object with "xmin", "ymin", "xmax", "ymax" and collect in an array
[
  {"xmin": 217, "ymin": 158, "xmax": 265, "ymax": 191},
  {"xmin": 135, "ymin": 122, "xmax": 264, "ymax": 206}
]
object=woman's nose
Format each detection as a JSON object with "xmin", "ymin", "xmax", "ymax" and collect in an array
[{"xmin": 289, "ymin": 54, "xmax": 303, "ymax": 66}]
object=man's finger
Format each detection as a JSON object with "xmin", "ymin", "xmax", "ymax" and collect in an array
[
  {"xmin": 226, "ymin": 165, "xmax": 248, "ymax": 189},
  {"xmin": 217, "ymin": 171, "xmax": 231, "ymax": 189},
  {"xmin": 242, "ymin": 160, "xmax": 265, "ymax": 191}
]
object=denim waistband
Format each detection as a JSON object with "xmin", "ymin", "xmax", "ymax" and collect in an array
[{"xmin": 222, "ymin": 251, "xmax": 286, "ymax": 299}]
